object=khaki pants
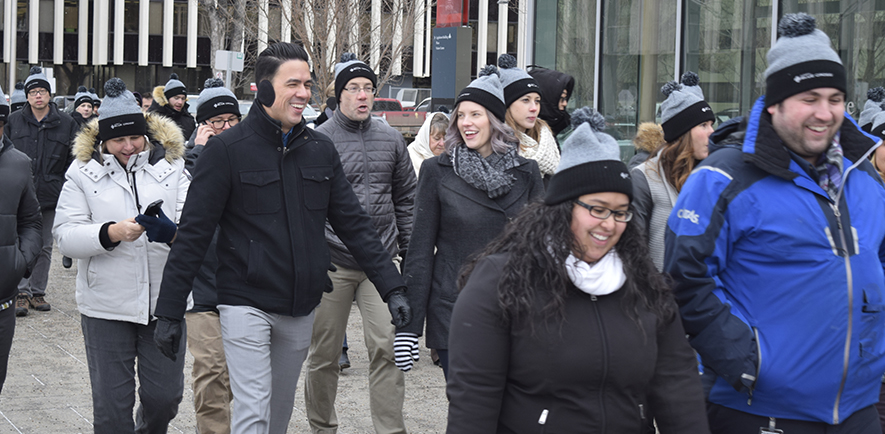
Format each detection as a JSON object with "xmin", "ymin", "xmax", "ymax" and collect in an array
[
  {"xmin": 304, "ymin": 264, "xmax": 407, "ymax": 434},
  {"xmin": 186, "ymin": 311, "xmax": 232, "ymax": 434}
]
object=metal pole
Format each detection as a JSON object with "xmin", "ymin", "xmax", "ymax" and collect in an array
[{"xmin": 225, "ymin": 51, "xmax": 233, "ymax": 92}]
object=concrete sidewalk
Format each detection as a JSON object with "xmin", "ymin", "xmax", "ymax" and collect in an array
[{"xmin": 0, "ymin": 247, "xmax": 449, "ymax": 433}]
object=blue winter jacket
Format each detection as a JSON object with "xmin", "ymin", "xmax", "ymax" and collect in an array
[{"xmin": 665, "ymin": 96, "xmax": 885, "ymax": 424}]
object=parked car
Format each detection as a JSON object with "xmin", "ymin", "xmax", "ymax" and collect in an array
[
  {"xmin": 414, "ymin": 97, "xmax": 432, "ymax": 112},
  {"xmin": 372, "ymin": 98, "xmax": 426, "ymax": 139}
]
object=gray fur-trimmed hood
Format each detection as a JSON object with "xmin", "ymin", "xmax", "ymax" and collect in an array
[{"xmin": 72, "ymin": 111, "xmax": 186, "ymax": 164}]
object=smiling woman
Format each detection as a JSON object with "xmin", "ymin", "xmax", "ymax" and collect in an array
[{"xmin": 446, "ymin": 107, "xmax": 708, "ymax": 433}]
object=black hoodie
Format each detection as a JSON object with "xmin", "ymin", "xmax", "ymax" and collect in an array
[{"xmin": 527, "ymin": 66, "xmax": 575, "ymax": 136}]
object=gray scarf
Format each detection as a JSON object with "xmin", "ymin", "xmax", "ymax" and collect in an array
[{"xmin": 451, "ymin": 144, "xmax": 519, "ymax": 198}]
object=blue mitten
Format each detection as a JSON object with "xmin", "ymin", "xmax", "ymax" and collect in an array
[{"xmin": 135, "ymin": 208, "xmax": 177, "ymax": 243}]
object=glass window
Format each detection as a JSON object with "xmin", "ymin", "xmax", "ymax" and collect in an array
[
  {"xmin": 64, "ymin": 0, "xmax": 77, "ymax": 32},
  {"xmin": 149, "ymin": 1, "xmax": 162, "ymax": 34},
  {"xmin": 598, "ymin": 0, "xmax": 675, "ymax": 139},
  {"xmin": 533, "ymin": 0, "xmax": 597, "ymax": 111},
  {"xmin": 684, "ymin": 0, "xmax": 771, "ymax": 123},
  {"xmin": 173, "ymin": 1, "xmax": 187, "ymax": 35},
  {"xmin": 783, "ymin": 1, "xmax": 885, "ymax": 119},
  {"xmin": 39, "ymin": 0, "xmax": 53, "ymax": 32},
  {"xmin": 124, "ymin": 0, "xmax": 139, "ymax": 33}
]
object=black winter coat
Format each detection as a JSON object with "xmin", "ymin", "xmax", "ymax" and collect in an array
[
  {"xmin": 397, "ymin": 153, "xmax": 544, "ymax": 348},
  {"xmin": 6, "ymin": 103, "xmax": 78, "ymax": 209},
  {"xmin": 0, "ymin": 136, "xmax": 42, "ymax": 306},
  {"xmin": 316, "ymin": 109, "xmax": 417, "ymax": 270},
  {"xmin": 155, "ymin": 102, "xmax": 406, "ymax": 320},
  {"xmin": 447, "ymin": 253, "xmax": 709, "ymax": 434},
  {"xmin": 182, "ymin": 140, "xmax": 220, "ymax": 313}
]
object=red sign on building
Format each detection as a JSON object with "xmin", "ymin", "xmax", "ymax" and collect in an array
[{"xmin": 437, "ymin": 0, "xmax": 468, "ymax": 28}]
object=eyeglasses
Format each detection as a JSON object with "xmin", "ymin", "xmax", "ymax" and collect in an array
[
  {"xmin": 28, "ymin": 89, "xmax": 48, "ymax": 97},
  {"xmin": 573, "ymin": 200, "xmax": 633, "ymax": 222},
  {"xmin": 206, "ymin": 117, "xmax": 240, "ymax": 129},
  {"xmin": 343, "ymin": 86, "xmax": 376, "ymax": 95}
]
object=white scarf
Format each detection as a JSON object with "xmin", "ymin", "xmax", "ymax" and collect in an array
[
  {"xmin": 565, "ymin": 250, "xmax": 626, "ymax": 296},
  {"xmin": 518, "ymin": 126, "xmax": 560, "ymax": 177}
]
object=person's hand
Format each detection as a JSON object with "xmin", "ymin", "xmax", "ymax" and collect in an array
[
  {"xmin": 394, "ymin": 332, "xmax": 420, "ymax": 372},
  {"xmin": 108, "ymin": 218, "xmax": 145, "ymax": 243},
  {"xmin": 386, "ymin": 288, "xmax": 412, "ymax": 328},
  {"xmin": 153, "ymin": 317, "xmax": 182, "ymax": 361},
  {"xmin": 135, "ymin": 208, "xmax": 177, "ymax": 243},
  {"xmin": 194, "ymin": 124, "xmax": 216, "ymax": 146}
]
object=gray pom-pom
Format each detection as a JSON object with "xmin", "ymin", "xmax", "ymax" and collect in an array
[
  {"xmin": 661, "ymin": 81, "xmax": 681, "ymax": 97},
  {"xmin": 478, "ymin": 64, "xmax": 499, "ymax": 78},
  {"xmin": 29, "ymin": 66, "xmax": 42, "ymax": 75},
  {"xmin": 15, "ymin": 82, "xmax": 23, "ymax": 90},
  {"xmin": 497, "ymin": 54, "xmax": 517, "ymax": 69},
  {"xmin": 570, "ymin": 106, "xmax": 606, "ymax": 131},
  {"xmin": 204, "ymin": 78, "xmax": 224, "ymax": 88},
  {"xmin": 681, "ymin": 71, "xmax": 699, "ymax": 87},
  {"xmin": 89, "ymin": 88, "xmax": 96, "ymax": 93},
  {"xmin": 867, "ymin": 87, "xmax": 885, "ymax": 103},
  {"xmin": 104, "ymin": 78, "xmax": 127, "ymax": 97},
  {"xmin": 170, "ymin": 73, "xmax": 179, "ymax": 80},
  {"xmin": 340, "ymin": 52, "xmax": 358, "ymax": 63},
  {"xmin": 778, "ymin": 13, "xmax": 816, "ymax": 38},
  {"xmin": 77, "ymin": 85, "xmax": 88, "ymax": 93}
]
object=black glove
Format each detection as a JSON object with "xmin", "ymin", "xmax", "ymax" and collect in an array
[
  {"xmin": 135, "ymin": 208, "xmax": 177, "ymax": 243},
  {"xmin": 154, "ymin": 317, "xmax": 183, "ymax": 361},
  {"xmin": 386, "ymin": 288, "xmax": 412, "ymax": 329}
]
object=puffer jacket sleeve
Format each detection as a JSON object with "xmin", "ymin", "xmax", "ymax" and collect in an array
[
  {"xmin": 398, "ymin": 160, "xmax": 441, "ymax": 336},
  {"xmin": 54, "ymin": 164, "xmax": 117, "ymax": 259},
  {"xmin": 446, "ymin": 255, "xmax": 509, "ymax": 433},
  {"xmin": 391, "ymin": 133, "xmax": 417, "ymax": 253},
  {"xmin": 664, "ymin": 166, "xmax": 757, "ymax": 393},
  {"xmin": 646, "ymin": 301, "xmax": 710, "ymax": 433},
  {"xmin": 16, "ymin": 162, "xmax": 42, "ymax": 270}
]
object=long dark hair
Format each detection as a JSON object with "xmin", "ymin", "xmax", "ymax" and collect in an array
[{"xmin": 458, "ymin": 199, "xmax": 676, "ymax": 332}]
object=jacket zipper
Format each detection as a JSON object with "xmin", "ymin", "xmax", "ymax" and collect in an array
[
  {"xmin": 748, "ymin": 327, "xmax": 762, "ymax": 405},
  {"xmin": 537, "ymin": 409, "xmax": 548, "ymax": 434},
  {"xmin": 825, "ymin": 144, "xmax": 874, "ymax": 424},
  {"xmin": 590, "ymin": 294, "xmax": 607, "ymax": 431}
]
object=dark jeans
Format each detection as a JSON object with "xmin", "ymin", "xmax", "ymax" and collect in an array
[
  {"xmin": 17, "ymin": 208, "xmax": 53, "ymax": 297},
  {"xmin": 708, "ymin": 403, "xmax": 882, "ymax": 434},
  {"xmin": 0, "ymin": 306, "xmax": 15, "ymax": 393},
  {"xmin": 876, "ymin": 382, "xmax": 885, "ymax": 433},
  {"xmin": 81, "ymin": 315, "xmax": 186, "ymax": 434}
]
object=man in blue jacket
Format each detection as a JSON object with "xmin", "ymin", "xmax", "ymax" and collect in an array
[{"xmin": 665, "ymin": 13, "xmax": 885, "ymax": 433}]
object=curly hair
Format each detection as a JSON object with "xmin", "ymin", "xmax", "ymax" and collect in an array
[
  {"xmin": 458, "ymin": 199, "xmax": 676, "ymax": 333},
  {"xmin": 445, "ymin": 102, "xmax": 518, "ymax": 155}
]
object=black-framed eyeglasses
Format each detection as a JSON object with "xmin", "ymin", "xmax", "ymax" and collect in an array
[
  {"xmin": 343, "ymin": 86, "xmax": 376, "ymax": 95},
  {"xmin": 206, "ymin": 117, "xmax": 240, "ymax": 129},
  {"xmin": 573, "ymin": 200, "xmax": 633, "ymax": 222},
  {"xmin": 28, "ymin": 89, "xmax": 48, "ymax": 97}
]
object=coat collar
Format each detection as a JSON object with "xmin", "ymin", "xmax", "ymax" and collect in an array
[
  {"xmin": 331, "ymin": 107, "xmax": 372, "ymax": 131},
  {"xmin": 437, "ymin": 151, "xmax": 535, "ymax": 212},
  {"xmin": 243, "ymin": 102, "xmax": 307, "ymax": 148},
  {"xmin": 20, "ymin": 102, "xmax": 62, "ymax": 127},
  {"xmin": 740, "ymin": 96, "xmax": 880, "ymax": 181}
]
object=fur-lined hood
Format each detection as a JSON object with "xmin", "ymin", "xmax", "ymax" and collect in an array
[
  {"xmin": 72, "ymin": 112, "xmax": 186, "ymax": 164},
  {"xmin": 152, "ymin": 85, "xmax": 169, "ymax": 107},
  {"xmin": 633, "ymin": 122, "xmax": 664, "ymax": 153}
]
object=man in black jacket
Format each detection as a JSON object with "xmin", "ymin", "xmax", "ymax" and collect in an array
[
  {"xmin": 8, "ymin": 66, "xmax": 77, "ymax": 316},
  {"xmin": 153, "ymin": 42, "xmax": 412, "ymax": 433},
  {"xmin": 148, "ymin": 74, "xmax": 196, "ymax": 139},
  {"xmin": 305, "ymin": 52, "xmax": 416, "ymax": 434},
  {"xmin": 0, "ymin": 88, "xmax": 42, "ymax": 392}
]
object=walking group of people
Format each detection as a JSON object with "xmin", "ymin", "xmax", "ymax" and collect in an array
[{"xmin": 3, "ymin": 10, "xmax": 885, "ymax": 434}]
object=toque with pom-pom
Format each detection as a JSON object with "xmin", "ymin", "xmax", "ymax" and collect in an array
[
  {"xmin": 545, "ymin": 107, "xmax": 632, "ymax": 205},
  {"xmin": 859, "ymin": 87, "xmax": 885, "ymax": 133},
  {"xmin": 659, "ymin": 71, "xmax": 714, "ymax": 143},
  {"xmin": 163, "ymin": 73, "xmax": 187, "ymax": 100},
  {"xmin": 74, "ymin": 86, "xmax": 94, "ymax": 110},
  {"xmin": 764, "ymin": 13, "xmax": 844, "ymax": 108},
  {"xmin": 10, "ymin": 83, "xmax": 26, "ymax": 112},
  {"xmin": 497, "ymin": 54, "xmax": 542, "ymax": 108},
  {"xmin": 455, "ymin": 65, "xmax": 507, "ymax": 122},
  {"xmin": 99, "ymin": 78, "xmax": 146, "ymax": 141},
  {"xmin": 24, "ymin": 66, "xmax": 51, "ymax": 95},
  {"xmin": 195, "ymin": 78, "xmax": 240, "ymax": 123}
]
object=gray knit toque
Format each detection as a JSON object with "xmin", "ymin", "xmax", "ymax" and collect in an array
[
  {"xmin": 871, "ymin": 111, "xmax": 885, "ymax": 140},
  {"xmin": 333, "ymin": 52, "xmax": 378, "ymax": 103},
  {"xmin": 10, "ymin": 83, "xmax": 26, "ymax": 111},
  {"xmin": 764, "ymin": 13, "xmax": 845, "ymax": 107},
  {"xmin": 497, "ymin": 54, "xmax": 541, "ymax": 108},
  {"xmin": 545, "ymin": 107, "xmax": 632, "ymax": 204},
  {"xmin": 0, "ymin": 84, "xmax": 9, "ymax": 123},
  {"xmin": 73, "ymin": 86, "xmax": 93, "ymax": 109},
  {"xmin": 163, "ymin": 73, "xmax": 187, "ymax": 99},
  {"xmin": 859, "ymin": 87, "xmax": 885, "ymax": 133},
  {"xmin": 195, "ymin": 78, "xmax": 240, "ymax": 122},
  {"xmin": 24, "ymin": 66, "xmax": 51, "ymax": 94},
  {"xmin": 455, "ymin": 65, "xmax": 507, "ymax": 121},
  {"xmin": 98, "ymin": 78, "xmax": 146, "ymax": 141},
  {"xmin": 659, "ymin": 71, "xmax": 714, "ymax": 142}
]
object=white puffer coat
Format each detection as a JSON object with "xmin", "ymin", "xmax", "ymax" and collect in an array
[{"xmin": 54, "ymin": 113, "xmax": 191, "ymax": 324}]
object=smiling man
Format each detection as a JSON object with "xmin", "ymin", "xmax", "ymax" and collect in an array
[
  {"xmin": 148, "ymin": 73, "xmax": 196, "ymax": 140},
  {"xmin": 152, "ymin": 43, "xmax": 412, "ymax": 433},
  {"xmin": 306, "ymin": 52, "xmax": 416, "ymax": 434},
  {"xmin": 665, "ymin": 13, "xmax": 885, "ymax": 433}
]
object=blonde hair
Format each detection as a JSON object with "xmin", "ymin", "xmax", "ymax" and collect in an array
[{"xmin": 505, "ymin": 109, "xmax": 550, "ymax": 148}]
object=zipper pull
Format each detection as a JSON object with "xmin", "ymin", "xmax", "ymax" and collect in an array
[
  {"xmin": 538, "ymin": 409, "xmax": 548, "ymax": 425},
  {"xmin": 590, "ymin": 295, "xmax": 597, "ymax": 302}
]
